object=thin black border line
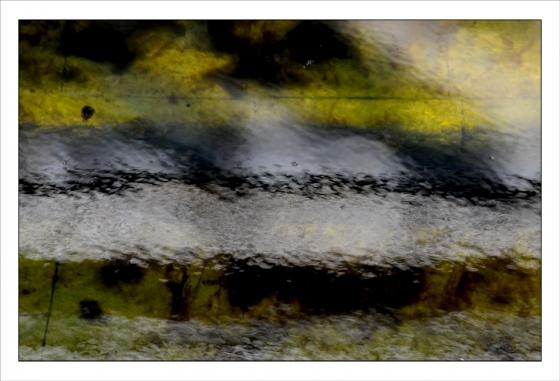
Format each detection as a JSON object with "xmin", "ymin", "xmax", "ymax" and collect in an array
[
  {"xmin": 18, "ymin": 18, "xmax": 544, "ymax": 21},
  {"xmin": 14, "ymin": 19, "xmax": 543, "ymax": 363}
]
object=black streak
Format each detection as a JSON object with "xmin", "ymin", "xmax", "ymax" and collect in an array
[{"xmin": 41, "ymin": 262, "xmax": 59, "ymax": 347}]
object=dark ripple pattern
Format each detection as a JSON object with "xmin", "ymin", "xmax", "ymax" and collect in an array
[{"xmin": 19, "ymin": 169, "xmax": 540, "ymax": 207}]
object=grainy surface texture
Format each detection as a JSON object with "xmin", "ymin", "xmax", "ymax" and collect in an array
[{"xmin": 19, "ymin": 20, "xmax": 541, "ymax": 360}]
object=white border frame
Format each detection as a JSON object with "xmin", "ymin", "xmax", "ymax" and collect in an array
[{"xmin": 2, "ymin": 1, "xmax": 559, "ymax": 380}]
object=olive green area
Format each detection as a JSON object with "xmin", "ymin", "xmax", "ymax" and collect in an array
[
  {"xmin": 19, "ymin": 257, "xmax": 230, "ymax": 321},
  {"xmin": 19, "ymin": 253, "xmax": 540, "ymax": 325},
  {"xmin": 19, "ymin": 253, "xmax": 541, "ymax": 358},
  {"xmin": 401, "ymin": 255, "xmax": 541, "ymax": 318},
  {"xmin": 19, "ymin": 21, "xmax": 540, "ymax": 133}
]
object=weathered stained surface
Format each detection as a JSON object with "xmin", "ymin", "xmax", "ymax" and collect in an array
[
  {"xmin": 19, "ymin": 254, "xmax": 541, "ymax": 319},
  {"xmin": 19, "ymin": 20, "xmax": 541, "ymax": 360},
  {"xmin": 19, "ymin": 254, "xmax": 540, "ymax": 359},
  {"xmin": 19, "ymin": 21, "xmax": 539, "ymax": 131}
]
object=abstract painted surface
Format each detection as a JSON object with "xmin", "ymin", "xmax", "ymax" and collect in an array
[{"xmin": 19, "ymin": 21, "xmax": 541, "ymax": 360}]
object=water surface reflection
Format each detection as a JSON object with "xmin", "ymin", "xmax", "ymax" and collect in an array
[{"xmin": 18, "ymin": 20, "xmax": 541, "ymax": 360}]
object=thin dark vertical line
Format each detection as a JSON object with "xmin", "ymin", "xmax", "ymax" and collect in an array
[{"xmin": 41, "ymin": 262, "xmax": 59, "ymax": 347}]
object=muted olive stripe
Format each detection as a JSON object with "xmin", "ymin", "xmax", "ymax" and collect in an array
[{"xmin": 19, "ymin": 254, "xmax": 541, "ymax": 324}]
